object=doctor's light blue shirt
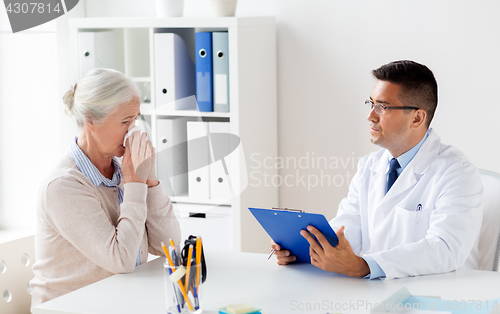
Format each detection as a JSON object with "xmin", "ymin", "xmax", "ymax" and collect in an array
[{"xmin": 361, "ymin": 129, "xmax": 430, "ymax": 280}]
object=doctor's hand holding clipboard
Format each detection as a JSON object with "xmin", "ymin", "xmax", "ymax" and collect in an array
[
  {"xmin": 270, "ymin": 226, "xmax": 370, "ymax": 278},
  {"xmin": 249, "ymin": 207, "xmax": 371, "ymax": 277}
]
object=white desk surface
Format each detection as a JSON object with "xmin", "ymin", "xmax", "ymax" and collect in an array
[{"xmin": 33, "ymin": 250, "xmax": 500, "ymax": 314}]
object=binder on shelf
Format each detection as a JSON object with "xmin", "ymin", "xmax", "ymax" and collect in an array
[
  {"xmin": 156, "ymin": 117, "xmax": 190, "ymax": 197},
  {"xmin": 78, "ymin": 30, "xmax": 124, "ymax": 79},
  {"xmin": 187, "ymin": 121, "xmax": 211, "ymax": 199},
  {"xmin": 195, "ymin": 32, "xmax": 214, "ymax": 112},
  {"xmin": 208, "ymin": 122, "xmax": 232, "ymax": 200},
  {"xmin": 212, "ymin": 32, "xmax": 230, "ymax": 113},
  {"xmin": 154, "ymin": 33, "xmax": 196, "ymax": 111}
]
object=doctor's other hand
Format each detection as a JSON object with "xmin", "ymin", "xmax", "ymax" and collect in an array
[
  {"xmin": 269, "ymin": 240, "xmax": 296, "ymax": 265},
  {"xmin": 122, "ymin": 131, "xmax": 152, "ymax": 184},
  {"xmin": 301, "ymin": 226, "xmax": 370, "ymax": 277}
]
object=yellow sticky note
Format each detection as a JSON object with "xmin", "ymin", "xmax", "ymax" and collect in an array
[
  {"xmin": 169, "ymin": 265, "xmax": 186, "ymax": 282},
  {"xmin": 227, "ymin": 303, "xmax": 254, "ymax": 314}
]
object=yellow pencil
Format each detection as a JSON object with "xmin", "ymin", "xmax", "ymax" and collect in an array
[
  {"xmin": 185, "ymin": 244, "xmax": 194, "ymax": 290},
  {"xmin": 161, "ymin": 241, "xmax": 194, "ymax": 311},
  {"xmin": 195, "ymin": 237, "xmax": 202, "ymax": 286},
  {"xmin": 161, "ymin": 241, "xmax": 175, "ymax": 269}
]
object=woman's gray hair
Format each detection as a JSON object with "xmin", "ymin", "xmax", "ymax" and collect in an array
[{"xmin": 62, "ymin": 68, "xmax": 140, "ymax": 128}]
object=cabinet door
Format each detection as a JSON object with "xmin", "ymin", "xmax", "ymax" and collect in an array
[{"xmin": 173, "ymin": 204, "xmax": 231, "ymax": 251}]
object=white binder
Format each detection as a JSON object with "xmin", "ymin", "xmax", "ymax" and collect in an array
[
  {"xmin": 187, "ymin": 121, "xmax": 210, "ymax": 199},
  {"xmin": 154, "ymin": 33, "xmax": 196, "ymax": 111},
  {"xmin": 212, "ymin": 32, "xmax": 230, "ymax": 112},
  {"xmin": 78, "ymin": 30, "xmax": 124, "ymax": 79},
  {"xmin": 208, "ymin": 122, "xmax": 232, "ymax": 200},
  {"xmin": 156, "ymin": 117, "xmax": 189, "ymax": 197}
]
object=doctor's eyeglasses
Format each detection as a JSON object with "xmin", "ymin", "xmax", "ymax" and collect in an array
[{"xmin": 365, "ymin": 100, "xmax": 419, "ymax": 115}]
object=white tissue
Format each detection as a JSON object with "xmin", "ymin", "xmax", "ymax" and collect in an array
[
  {"xmin": 123, "ymin": 119, "xmax": 152, "ymax": 146},
  {"xmin": 123, "ymin": 126, "xmax": 142, "ymax": 146}
]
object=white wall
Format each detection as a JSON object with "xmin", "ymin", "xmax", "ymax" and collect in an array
[
  {"xmin": 83, "ymin": 0, "xmax": 500, "ymax": 224},
  {"xmin": 273, "ymin": 0, "xmax": 500, "ymax": 218},
  {"xmin": 2, "ymin": 0, "xmax": 499, "ymax": 241},
  {"xmin": 0, "ymin": 3, "xmax": 85, "ymax": 231},
  {"xmin": 0, "ymin": 11, "xmax": 60, "ymax": 230},
  {"xmin": 56, "ymin": 3, "xmax": 86, "ymax": 158}
]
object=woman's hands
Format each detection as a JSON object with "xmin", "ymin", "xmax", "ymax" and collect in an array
[
  {"xmin": 122, "ymin": 131, "xmax": 153, "ymax": 184},
  {"xmin": 146, "ymin": 146, "xmax": 160, "ymax": 188}
]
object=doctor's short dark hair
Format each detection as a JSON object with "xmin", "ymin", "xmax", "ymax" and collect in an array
[{"xmin": 372, "ymin": 60, "xmax": 438, "ymax": 128}]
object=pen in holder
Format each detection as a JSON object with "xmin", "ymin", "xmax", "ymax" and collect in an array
[
  {"xmin": 162, "ymin": 237, "xmax": 205, "ymax": 313},
  {"xmin": 164, "ymin": 262, "xmax": 202, "ymax": 314}
]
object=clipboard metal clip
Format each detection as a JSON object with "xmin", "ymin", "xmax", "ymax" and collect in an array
[{"xmin": 272, "ymin": 207, "xmax": 304, "ymax": 213}]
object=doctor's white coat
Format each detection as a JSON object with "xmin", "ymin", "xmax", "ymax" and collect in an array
[{"xmin": 330, "ymin": 129, "xmax": 483, "ymax": 280}]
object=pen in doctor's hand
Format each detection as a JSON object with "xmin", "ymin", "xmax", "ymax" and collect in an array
[
  {"xmin": 270, "ymin": 240, "xmax": 296, "ymax": 265},
  {"xmin": 269, "ymin": 239, "xmax": 281, "ymax": 259},
  {"xmin": 267, "ymin": 248, "xmax": 276, "ymax": 260}
]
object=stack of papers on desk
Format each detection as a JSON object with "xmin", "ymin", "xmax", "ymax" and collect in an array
[
  {"xmin": 375, "ymin": 287, "xmax": 500, "ymax": 314},
  {"xmin": 218, "ymin": 308, "xmax": 261, "ymax": 314},
  {"xmin": 219, "ymin": 302, "xmax": 262, "ymax": 314}
]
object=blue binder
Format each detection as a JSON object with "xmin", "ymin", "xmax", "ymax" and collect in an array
[
  {"xmin": 195, "ymin": 32, "xmax": 213, "ymax": 112},
  {"xmin": 249, "ymin": 207, "xmax": 339, "ymax": 264}
]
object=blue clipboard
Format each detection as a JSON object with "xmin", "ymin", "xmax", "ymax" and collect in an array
[{"xmin": 249, "ymin": 207, "xmax": 339, "ymax": 263}]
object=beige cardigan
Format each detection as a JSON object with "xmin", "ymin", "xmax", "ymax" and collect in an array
[{"xmin": 30, "ymin": 154, "xmax": 181, "ymax": 308}]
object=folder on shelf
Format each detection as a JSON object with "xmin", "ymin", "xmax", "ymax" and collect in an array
[
  {"xmin": 187, "ymin": 121, "xmax": 211, "ymax": 199},
  {"xmin": 248, "ymin": 207, "xmax": 339, "ymax": 264},
  {"xmin": 212, "ymin": 32, "xmax": 230, "ymax": 113},
  {"xmin": 156, "ymin": 117, "xmax": 190, "ymax": 197},
  {"xmin": 154, "ymin": 33, "xmax": 196, "ymax": 111},
  {"xmin": 208, "ymin": 122, "xmax": 232, "ymax": 200},
  {"xmin": 78, "ymin": 30, "xmax": 124, "ymax": 79},
  {"xmin": 195, "ymin": 32, "xmax": 214, "ymax": 112}
]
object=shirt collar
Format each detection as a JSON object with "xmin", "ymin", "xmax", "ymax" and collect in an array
[
  {"xmin": 389, "ymin": 128, "xmax": 431, "ymax": 172},
  {"xmin": 67, "ymin": 137, "xmax": 122, "ymax": 187}
]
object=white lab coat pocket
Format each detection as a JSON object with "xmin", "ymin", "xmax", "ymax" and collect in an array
[{"xmin": 390, "ymin": 206, "xmax": 430, "ymax": 247}]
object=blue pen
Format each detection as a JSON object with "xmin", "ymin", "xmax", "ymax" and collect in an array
[
  {"xmin": 171, "ymin": 248, "xmax": 185, "ymax": 307},
  {"xmin": 188, "ymin": 257, "xmax": 199, "ymax": 310},
  {"xmin": 416, "ymin": 204, "xmax": 422, "ymax": 224},
  {"xmin": 168, "ymin": 247, "xmax": 182, "ymax": 313}
]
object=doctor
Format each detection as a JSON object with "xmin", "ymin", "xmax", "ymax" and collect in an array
[{"xmin": 271, "ymin": 60, "xmax": 483, "ymax": 280}]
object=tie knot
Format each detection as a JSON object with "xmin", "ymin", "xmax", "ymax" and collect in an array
[{"xmin": 389, "ymin": 158, "xmax": 400, "ymax": 171}]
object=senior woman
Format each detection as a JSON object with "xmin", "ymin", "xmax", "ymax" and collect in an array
[{"xmin": 30, "ymin": 68, "xmax": 181, "ymax": 308}]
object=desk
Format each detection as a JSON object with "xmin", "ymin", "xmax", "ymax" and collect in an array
[{"xmin": 33, "ymin": 250, "xmax": 500, "ymax": 314}]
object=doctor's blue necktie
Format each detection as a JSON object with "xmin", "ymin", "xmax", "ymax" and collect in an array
[{"xmin": 386, "ymin": 158, "xmax": 401, "ymax": 194}]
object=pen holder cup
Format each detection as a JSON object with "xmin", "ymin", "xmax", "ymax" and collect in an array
[{"xmin": 164, "ymin": 262, "xmax": 203, "ymax": 314}]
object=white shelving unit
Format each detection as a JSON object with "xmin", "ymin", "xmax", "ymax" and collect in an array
[{"xmin": 69, "ymin": 17, "xmax": 278, "ymax": 253}]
